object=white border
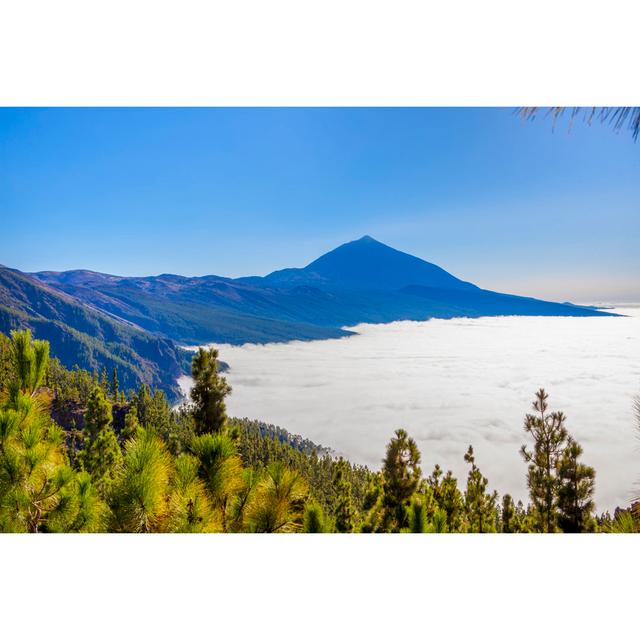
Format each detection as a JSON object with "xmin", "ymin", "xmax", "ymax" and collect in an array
[
  {"xmin": 1, "ymin": 1, "xmax": 638, "ymax": 637},
  {"xmin": 1, "ymin": 1, "xmax": 638, "ymax": 105},
  {"xmin": 1, "ymin": 533, "xmax": 638, "ymax": 638}
]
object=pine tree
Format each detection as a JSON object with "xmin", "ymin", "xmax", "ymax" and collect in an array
[
  {"xmin": 381, "ymin": 429, "xmax": 421, "ymax": 532},
  {"xmin": 427, "ymin": 508, "xmax": 448, "ymax": 533},
  {"xmin": 109, "ymin": 428, "xmax": 172, "ymax": 532},
  {"xmin": 165, "ymin": 454, "xmax": 220, "ymax": 533},
  {"xmin": 55, "ymin": 472, "xmax": 109, "ymax": 533},
  {"xmin": 463, "ymin": 445, "xmax": 497, "ymax": 532},
  {"xmin": 521, "ymin": 389, "xmax": 568, "ymax": 532},
  {"xmin": 0, "ymin": 330, "xmax": 105, "ymax": 532},
  {"xmin": 226, "ymin": 468, "xmax": 262, "ymax": 532},
  {"xmin": 519, "ymin": 501, "xmax": 537, "ymax": 532},
  {"xmin": 333, "ymin": 458, "xmax": 355, "ymax": 532},
  {"xmin": 132, "ymin": 385, "xmax": 187, "ymax": 451},
  {"xmin": 135, "ymin": 384, "xmax": 153, "ymax": 427},
  {"xmin": 190, "ymin": 347, "xmax": 231, "ymax": 435},
  {"xmin": 135, "ymin": 385, "xmax": 170, "ymax": 433},
  {"xmin": 0, "ymin": 396, "xmax": 77, "ymax": 532},
  {"xmin": 84, "ymin": 428, "xmax": 122, "ymax": 498},
  {"xmin": 99, "ymin": 367, "xmax": 109, "ymax": 393},
  {"xmin": 9, "ymin": 328, "xmax": 49, "ymax": 398},
  {"xmin": 360, "ymin": 473, "xmax": 385, "ymax": 532},
  {"xmin": 190, "ymin": 433, "xmax": 244, "ymax": 531},
  {"xmin": 303, "ymin": 502, "xmax": 327, "ymax": 533},
  {"xmin": 428, "ymin": 464, "xmax": 464, "ymax": 532},
  {"xmin": 122, "ymin": 406, "xmax": 142, "ymax": 441},
  {"xmin": 111, "ymin": 368, "xmax": 119, "ymax": 402},
  {"xmin": 84, "ymin": 386, "xmax": 112, "ymax": 438},
  {"xmin": 407, "ymin": 496, "xmax": 428, "ymax": 533},
  {"xmin": 501, "ymin": 494, "xmax": 518, "ymax": 533},
  {"xmin": 0, "ymin": 332, "xmax": 13, "ymax": 394},
  {"xmin": 246, "ymin": 462, "xmax": 308, "ymax": 533},
  {"xmin": 80, "ymin": 387, "xmax": 122, "ymax": 497},
  {"xmin": 557, "ymin": 437, "xmax": 596, "ymax": 532}
]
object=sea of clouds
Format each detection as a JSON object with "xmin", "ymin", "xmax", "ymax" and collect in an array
[{"xmin": 180, "ymin": 306, "xmax": 640, "ymax": 512}]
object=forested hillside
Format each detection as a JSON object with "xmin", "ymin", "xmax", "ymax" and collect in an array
[
  {"xmin": 0, "ymin": 328, "xmax": 635, "ymax": 533},
  {"xmin": 0, "ymin": 266, "xmax": 190, "ymax": 401}
]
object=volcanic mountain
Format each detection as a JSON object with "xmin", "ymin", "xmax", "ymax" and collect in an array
[
  {"xmin": 1, "ymin": 235, "xmax": 611, "ymax": 398},
  {"xmin": 239, "ymin": 235, "xmax": 477, "ymax": 291}
]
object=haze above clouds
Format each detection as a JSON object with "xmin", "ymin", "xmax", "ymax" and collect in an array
[{"xmin": 189, "ymin": 307, "xmax": 640, "ymax": 512}]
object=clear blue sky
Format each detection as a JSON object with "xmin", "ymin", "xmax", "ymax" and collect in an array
[{"xmin": 1, "ymin": 108, "xmax": 638, "ymax": 302}]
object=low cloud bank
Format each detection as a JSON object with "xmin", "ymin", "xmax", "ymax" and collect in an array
[{"xmin": 198, "ymin": 308, "xmax": 640, "ymax": 512}]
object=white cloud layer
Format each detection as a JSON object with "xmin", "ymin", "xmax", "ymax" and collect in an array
[{"xmin": 183, "ymin": 306, "xmax": 640, "ymax": 512}]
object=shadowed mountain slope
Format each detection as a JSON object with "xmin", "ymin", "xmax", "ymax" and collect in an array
[
  {"xmin": 1, "ymin": 236, "xmax": 612, "ymax": 399},
  {"xmin": 0, "ymin": 266, "xmax": 190, "ymax": 400},
  {"xmin": 32, "ymin": 236, "xmax": 611, "ymax": 346}
]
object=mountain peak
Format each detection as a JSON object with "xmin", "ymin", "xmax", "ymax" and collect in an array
[
  {"xmin": 345, "ymin": 234, "xmax": 388, "ymax": 248},
  {"xmin": 257, "ymin": 236, "xmax": 478, "ymax": 292}
]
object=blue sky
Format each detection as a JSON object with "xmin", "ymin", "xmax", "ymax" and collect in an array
[{"xmin": 1, "ymin": 107, "xmax": 638, "ymax": 302}]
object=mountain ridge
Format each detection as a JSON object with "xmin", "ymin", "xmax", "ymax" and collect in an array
[
  {"xmin": 0, "ymin": 266, "xmax": 190, "ymax": 401},
  {"xmin": 30, "ymin": 235, "xmax": 613, "ymax": 343},
  {"xmin": 2, "ymin": 236, "xmax": 614, "ymax": 399}
]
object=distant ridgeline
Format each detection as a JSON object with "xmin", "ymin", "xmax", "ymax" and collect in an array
[
  {"xmin": 0, "ymin": 266, "xmax": 191, "ymax": 402},
  {"xmin": 1, "ymin": 236, "xmax": 611, "ymax": 399}
]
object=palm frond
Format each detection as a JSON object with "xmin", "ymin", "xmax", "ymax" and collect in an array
[{"xmin": 519, "ymin": 107, "xmax": 640, "ymax": 141}]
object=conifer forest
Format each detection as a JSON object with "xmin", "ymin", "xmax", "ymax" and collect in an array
[{"xmin": 0, "ymin": 329, "xmax": 636, "ymax": 533}]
